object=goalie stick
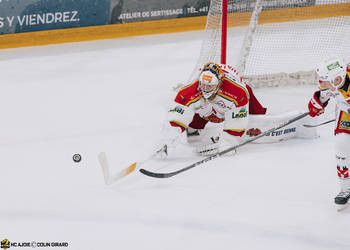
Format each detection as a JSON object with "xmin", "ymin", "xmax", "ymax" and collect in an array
[
  {"xmin": 140, "ymin": 111, "xmax": 309, "ymax": 179},
  {"xmin": 303, "ymin": 118, "xmax": 335, "ymax": 128}
]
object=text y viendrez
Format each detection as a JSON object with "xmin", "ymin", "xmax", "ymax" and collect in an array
[{"xmin": 0, "ymin": 11, "xmax": 79, "ymax": 28}]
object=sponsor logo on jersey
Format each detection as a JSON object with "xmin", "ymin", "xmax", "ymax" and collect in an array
[
  {"xmin": 340, "ymin": 121, "xmax": 350, "ymax": 128},
  {"xmin": 232, "ymin": 107, "xmax": 247, "ymax": 119},
  {"xmin": 169, "ymin": 106, "xmax": 184, "ymax": 115}
]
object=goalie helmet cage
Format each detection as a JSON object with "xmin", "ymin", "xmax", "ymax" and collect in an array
[{"xmin": 190, "ymin": 0, "xmax": 350, "ymax": 88}]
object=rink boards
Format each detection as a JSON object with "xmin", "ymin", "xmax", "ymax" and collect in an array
[{"xmin": 0, "ymin": 2, "xmax": 349, "ymax": 49}]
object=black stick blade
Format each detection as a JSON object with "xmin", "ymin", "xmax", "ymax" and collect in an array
[{"xmin": 139, "ymin": 168, "xmax": 181, "ymax": 178}]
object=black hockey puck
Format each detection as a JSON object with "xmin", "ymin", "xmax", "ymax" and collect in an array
[{"xmin": 73, "ymin": 154, "xmax": 82, "ymax": 163}]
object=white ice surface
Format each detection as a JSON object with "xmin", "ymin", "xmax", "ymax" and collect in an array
[{"xmin": 0, "ymin": 30, "xmax": 349, "ymax": 250}]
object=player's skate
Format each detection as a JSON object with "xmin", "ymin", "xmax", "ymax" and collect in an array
[{"xmin": 335, "ymin": 188, "xmax": 350, "ymax": 211}]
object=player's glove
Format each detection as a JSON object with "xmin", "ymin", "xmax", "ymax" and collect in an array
[{"xmin": 308, "ymin": 92, "xmax": 328, "ymax": 117}]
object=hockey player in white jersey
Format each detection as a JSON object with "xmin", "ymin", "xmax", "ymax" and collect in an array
[
  {"xmin": 308, "ymin": 56, "xmax": 350, "ymax": 208},
  {"xmin": 156, "ymin": 62, "xmax": 317, "ymax": 158}
]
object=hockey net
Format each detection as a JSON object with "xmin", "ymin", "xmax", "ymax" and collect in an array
[{"xmin": 190, "ymin": 0, "xmax": 350, "ymax": 88}]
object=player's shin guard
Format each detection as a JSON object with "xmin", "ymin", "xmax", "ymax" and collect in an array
[{"xmin": 335, "ymin": 133, "xmax": 350, "ymax": 193}]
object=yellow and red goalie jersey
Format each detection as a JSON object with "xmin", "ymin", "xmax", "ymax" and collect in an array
[{"xmin": 173, "ymin": 69, "xmax": 250, "ymax": 138}]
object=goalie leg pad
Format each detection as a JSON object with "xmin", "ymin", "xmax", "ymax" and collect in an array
[{"xmin": 245, "ymin": 111, "xmax": 319, "ymax": 143}]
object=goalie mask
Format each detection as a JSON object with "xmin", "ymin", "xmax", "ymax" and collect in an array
[
  {"xmin": 316, "ymin": 57, "xmax": 347, "ymax": 90},
  {"xmin": 199, "ymin": 63, "xmax": 224, "ymax": 99}
]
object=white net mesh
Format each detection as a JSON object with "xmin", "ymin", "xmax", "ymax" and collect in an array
[{"xmin": 190, "ymin": 0, "xmax": 350, "ymax": 88}]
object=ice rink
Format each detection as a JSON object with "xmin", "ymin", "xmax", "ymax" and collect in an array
[{"xmin": 1, "ymin": 30, "xmax": 349, "ymax": 250}]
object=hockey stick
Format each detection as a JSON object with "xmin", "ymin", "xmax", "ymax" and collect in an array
[
  {"xmin": 98, "ymin": 151, "xmax": 159, "ymax": 185},
  {"xmin": 98, "ymin": 152, "xmax": 137, "ymax": 185},
  {"xmin": 303, "ymin": 118, "xmax": 335, "ymax": 128},
  {"xmin": 140, "ymin": 111, "xmax": 309, "ymax": 178}
]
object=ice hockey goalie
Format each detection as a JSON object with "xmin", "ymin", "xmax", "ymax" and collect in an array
[
  {"xmin": 156, "ymin": 62, "xmax": 316, "ymax": 157},
  {"xmin": 155, "ymin": 62, "xmax": 265, "ymax": 156}
]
